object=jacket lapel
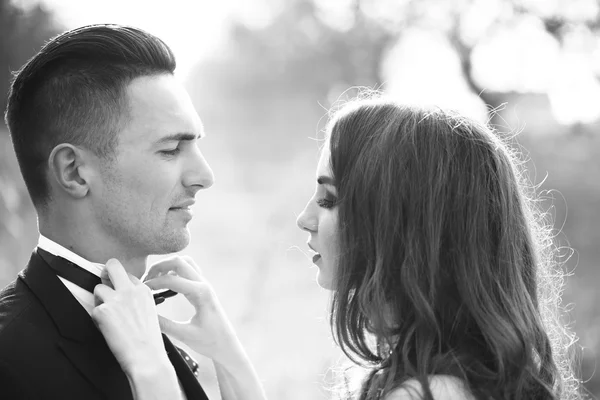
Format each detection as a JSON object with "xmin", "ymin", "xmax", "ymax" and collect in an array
[
  {"xmin": 20, "ymin": 250, "xmax": 132, "ymax": 399},
  {"xmin": 163, "ymin": 335, "xmax": 209, "ymax": 400}
]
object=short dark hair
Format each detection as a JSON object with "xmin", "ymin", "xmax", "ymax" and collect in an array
[{"xmin": 4, "ymin": 24, "xmax": 177, "ymax": 208}]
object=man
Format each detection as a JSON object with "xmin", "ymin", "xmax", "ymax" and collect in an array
[{"xmin": 0, "ymin": 24, "xmax": 214, "ymax": 399}]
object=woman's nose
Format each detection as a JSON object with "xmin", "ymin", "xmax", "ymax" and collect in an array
[{"xmin": 296, "ymin": 205, "xmax": 317, "ymax": 232}]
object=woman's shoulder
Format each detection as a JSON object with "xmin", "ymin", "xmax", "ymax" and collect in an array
[{"xmin": 383, "ymin": 375, "xmax": 474, "ymax": 400}]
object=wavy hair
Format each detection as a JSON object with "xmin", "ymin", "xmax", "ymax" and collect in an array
[{"xmin": 326, "ymin": 96, "xmax": 581, "ymax": 400}]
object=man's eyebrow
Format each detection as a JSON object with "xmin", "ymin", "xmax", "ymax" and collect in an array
[
  {"xmin": 317, "ymin": 176, "xmax": 336, "ymax": 186},
  {"xmin": 155, "ymin": 132, "xmax": 203, "ymax": 144}
]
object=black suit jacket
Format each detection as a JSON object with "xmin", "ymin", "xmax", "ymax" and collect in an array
[{"xmin": 0, "ymin": 250, "xmax": 209, "ymax": 400}]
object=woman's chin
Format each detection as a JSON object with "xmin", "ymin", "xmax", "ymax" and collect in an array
[{"xmin": 316, "ymin": 270, "xmax": 335, "ymax": 291}]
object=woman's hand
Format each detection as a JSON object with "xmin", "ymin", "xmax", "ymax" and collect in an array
[
  {"xmin": 144, "ymin": 256, "xmax": 267, "ymax": 400},
  {"xmin": 91, "ymin": 259, "xmax": 182, "ymax": 400},
  {"xmin": 92, "ymin": 256, "xmax": 267, "ymax": 400},
  {"xmin": 143, "ymin": 256, "xmax": 239, "ymax": 366},
  {"xmin": 92, "ymin": 258, "xmax": 170, "ymax": 372}
]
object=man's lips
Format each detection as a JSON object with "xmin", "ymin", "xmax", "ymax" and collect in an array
[{"xmin": 170, "ymin": 200, "xmax": 195, "ymax": 210}]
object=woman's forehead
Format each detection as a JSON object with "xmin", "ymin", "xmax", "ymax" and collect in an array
[{"xmin": 316, "ymin": 142, "xmax": 333, "ymax": 178}]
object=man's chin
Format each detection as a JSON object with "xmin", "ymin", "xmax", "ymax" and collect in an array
[{"xmin": 155, "ymin": 231, "xmax": 191, "ymax": 254}]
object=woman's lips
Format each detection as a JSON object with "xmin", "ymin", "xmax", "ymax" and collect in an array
[{"xmin": 307, "ymin": 243, "xmax": 321, "ymax": 263}]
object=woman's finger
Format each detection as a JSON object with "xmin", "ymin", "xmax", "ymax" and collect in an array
[
  {"xmin": 103, "ymin": 259, "xmax": 133, "ymax": 290},
  {"xmin": 144, "ymin": 256, "xmax": 202, "ymax": 282},
  {"xmin": 145, "ymin": 275, "xmax": 212, "ymax": 303},
  {"xmin": 103, "ymin": 263, "xmax": 141, "ymax": 286},
  {"xmin": 157, "ymin": 314, "xmax": 188, "ymax": 341},
  {"xmin": 127, "ymin": 273, "xmax": 142, "ymax": 285},
  {"xmin": 145, "ymin": 256, "xmax": 201, "ymax": 281},
  {"xmin": 144, "ymin": 275, "xmax": 200, "ymax": 294},
  {"xmin": 181, "ymin": 256, "xmax": 203, "ymax": 277},
  {"xmin": 93, "ymin": 283, "xmax": 115, "ymax": 306},
  {"xmin": 100, "ymin": 268, "xmax": 114, "ymax": 289}
]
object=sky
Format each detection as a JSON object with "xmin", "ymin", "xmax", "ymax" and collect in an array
[{"xmin": 22, "ymin": 0, "xmax": 275, "ymax": 78}]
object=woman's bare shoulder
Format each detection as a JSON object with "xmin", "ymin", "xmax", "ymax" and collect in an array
[{"xmin": 383, "ymin": 375, "xmax": 474, "ymax": 400}]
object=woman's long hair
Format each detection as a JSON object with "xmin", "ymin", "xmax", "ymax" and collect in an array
[{"xmin": 326, "ymin": 97, "xmax": 580, "ymax": 400}]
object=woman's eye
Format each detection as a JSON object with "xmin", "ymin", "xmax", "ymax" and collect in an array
[{"xmin": 316, "ymin": 197, "xmax": 336, "ymax": 209}]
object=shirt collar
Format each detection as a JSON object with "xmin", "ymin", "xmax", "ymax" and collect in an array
[{"xmin": 37, "ymin": 234, "xmax": 104, "ymax": 278}]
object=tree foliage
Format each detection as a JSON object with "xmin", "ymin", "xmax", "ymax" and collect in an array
[
  {"xmin": 1, "ymin": 0, "xmax": 59, "ymax": 112},
  {"xmin": 190, "ymin": 0, "xmax": 600, "ymax": 129},
  {"xmin": 1, "ymin": 0, "xmax": 59, "ymax": 281}
]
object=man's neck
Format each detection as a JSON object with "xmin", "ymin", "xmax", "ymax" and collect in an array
[{"xmin": 38, "ymin": 219, "xmax": 148, "ymax": 279}]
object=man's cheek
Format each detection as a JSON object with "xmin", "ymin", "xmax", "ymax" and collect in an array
[{"xmin": 122, "ymin": 167, "xmax": 155, "ymax": 190}]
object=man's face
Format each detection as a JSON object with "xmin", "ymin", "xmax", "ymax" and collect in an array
[{"xmin": 91, "ymin": 74, "xmax": 214, "ymax": 256}]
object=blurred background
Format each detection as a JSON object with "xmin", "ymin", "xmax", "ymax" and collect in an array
[{"xmin": 1, "ymin": 0, "xmax": 599, "ymax": 398}]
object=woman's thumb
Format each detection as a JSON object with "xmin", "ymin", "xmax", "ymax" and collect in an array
[{"xmin": 157, "ymin": 315, "xmax": 185, "ymax": 340}]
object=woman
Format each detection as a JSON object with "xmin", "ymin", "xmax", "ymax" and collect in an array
[{"xmin": 93, "ymin": 96, "xmax": 581, "ymax": 399}]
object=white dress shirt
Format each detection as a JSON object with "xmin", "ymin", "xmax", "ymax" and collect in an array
[{"xmin": 37, "ymin": 234, "xmax": 104, "ymax": 315}]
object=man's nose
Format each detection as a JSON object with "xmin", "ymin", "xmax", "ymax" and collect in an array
[{"xmin": 184, "ymin": 150, "xmax": 214, "ymax": 190}]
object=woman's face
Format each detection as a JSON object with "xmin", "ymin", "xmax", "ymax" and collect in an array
[{"xmin": 296, "ymin": 142, "xmax": 339, "ymax": 290}]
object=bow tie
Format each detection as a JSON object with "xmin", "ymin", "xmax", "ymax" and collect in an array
[{"xmin": 36, "ymin": 248, "xmax": 175, "ymax": 305}]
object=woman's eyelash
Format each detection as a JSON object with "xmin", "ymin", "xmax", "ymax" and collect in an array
[{"xmin": 316, "ymin": 198, "xmax": 336, "ymax": 209}]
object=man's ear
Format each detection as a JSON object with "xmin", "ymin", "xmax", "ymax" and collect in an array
[{"xmin": 48, "ymin": 144, "xmax": 93, "ymax": 199}]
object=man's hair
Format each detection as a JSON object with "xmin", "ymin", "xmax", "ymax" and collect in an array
[
  {"xmin": 4, "ymin": 24, "xmax": 176, "ymax": 208},
  {"xmin": 326, "ymin": 96, "xmax": 581, "ymax": 400}
]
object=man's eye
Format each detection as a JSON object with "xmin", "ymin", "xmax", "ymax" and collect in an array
[{"xmin": 160, "ymin": 148, "xmax": 181, "ymax": 156}]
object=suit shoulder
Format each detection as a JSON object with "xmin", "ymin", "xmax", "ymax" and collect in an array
[
  {"xmin": 0, "ymin": 278, "xmax": 37, "ymax": 340},
  {"xmin": 384, "ymin": 375, "xmax": 474, "ymax": 400}
]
